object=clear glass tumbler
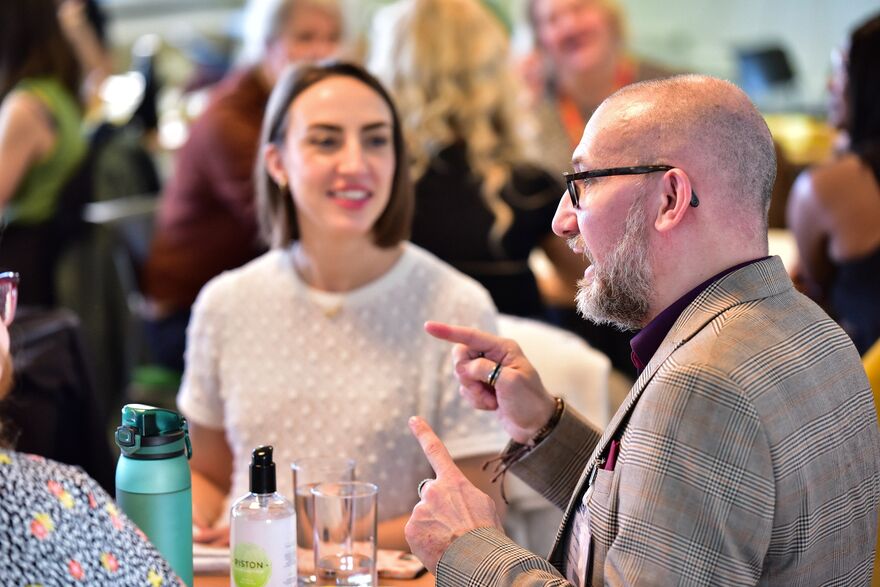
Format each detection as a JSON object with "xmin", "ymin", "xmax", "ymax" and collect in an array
[
  {"xmin": 291, "ymin": 457, "xmax": 356, "ymax": 586},
  {"xmin": 312, "ymin": 481, "xmax": 378, "ymax": 587}
]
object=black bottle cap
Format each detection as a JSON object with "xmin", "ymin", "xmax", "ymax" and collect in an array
[{"xmin": 250, "ymin": 445, "xmax": 276, "ymax": 494}]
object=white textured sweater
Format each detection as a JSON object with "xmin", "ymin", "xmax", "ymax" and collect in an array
[{"xmin": 178, "ymin": 243, "xmax": 507, "ymax": 520}]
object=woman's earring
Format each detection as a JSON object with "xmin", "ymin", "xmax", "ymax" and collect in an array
[{"xmin": 277, "ymin": 178, "xmax": 288, "ymax": 191}]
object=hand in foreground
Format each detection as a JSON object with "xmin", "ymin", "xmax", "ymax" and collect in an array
[
  {"xmin": 425, "ymin": 321, "xmax": 556, "ymax": 444},
  {"xmin": 405, "ymin": 417, "xmax": 503, "ymax": 574},
  {"xmin": 192, "ymin": 523, "xmax": 229, "ymax": 547}
]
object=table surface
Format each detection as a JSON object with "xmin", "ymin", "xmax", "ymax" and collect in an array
[{"xmin": 194, "ymin": 572, "xmax": 435, "ymax": 586}]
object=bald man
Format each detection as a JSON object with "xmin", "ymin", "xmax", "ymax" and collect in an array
[{"xmin": 405, "ymin": 75, "xmax": 880, "ymax": 585}]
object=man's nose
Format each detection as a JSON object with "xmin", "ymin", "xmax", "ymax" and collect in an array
[{"xmin": 551, "ymin": 191, "xmax": 579, "ymax": 237}]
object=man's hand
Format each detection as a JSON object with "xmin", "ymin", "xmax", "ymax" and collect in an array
[
  {"xmin": 425, "ymin": 321, "xmax": 557, "ymax": 444},
  {"xmin": 405, "ymin": 417, "xmax": 503, "ymax": 574}
]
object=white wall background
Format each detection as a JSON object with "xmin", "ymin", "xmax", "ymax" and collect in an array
[{"xmin": 607, "ymin": 0, "xmax": 878, "ymax": 112}]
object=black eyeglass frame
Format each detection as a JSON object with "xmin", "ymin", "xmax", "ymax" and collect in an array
[
  {"xmin": 563, "ymin": 165, "xmax": 700, "ymax": 209},
  {"xmin": 0, "ymin": 271, "xmax": 20, "ymax": 327}
]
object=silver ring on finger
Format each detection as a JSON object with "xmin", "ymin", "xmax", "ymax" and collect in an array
[
  {"xmin": 417, "ymin": 478, "xmax": 433, "ymax": 499},
  {"xmin": 487, "ymin": 362, "xmax": 502, "ymax": 387}
]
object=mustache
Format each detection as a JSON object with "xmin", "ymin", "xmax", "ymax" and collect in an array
[{"xmin": 567, "ymin": 236, "xmax": 593, "ymax": 263}]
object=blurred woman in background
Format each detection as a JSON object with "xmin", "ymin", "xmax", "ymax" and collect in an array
[
  {"xmin": 179, "ymin": 62, "xmax": 505, "ymax": 548},
  {"xmin": 368, "ymin": 0, "xmax": 585, "ymax": 320},
  {"xmin": 143, "ymin": 0, "xmax": 343, "ymax": 373},
  {"xmin": 0, "ymin": 0, "xmax": 86, "ymax": 306},
  {"xmin": 788, "ymin": 13, "xmax": 880, "ymax": 355}
]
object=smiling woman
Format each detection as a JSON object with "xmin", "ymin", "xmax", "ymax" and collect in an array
[
  {"xmin": 257, "ymin": 63, "xmax": 410, "ymax": 254},
  {"xmin": 266, "ymin": 77, "xmax": 395, "ymax": 242},
  {"xmin": 176, "ymin": 62, "xmax": 509, "ymax": 553}
]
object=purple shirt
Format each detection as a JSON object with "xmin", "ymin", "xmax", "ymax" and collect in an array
[{"xmin": 630, "ymin": 258, "xmax": 769, "ymax": 373}]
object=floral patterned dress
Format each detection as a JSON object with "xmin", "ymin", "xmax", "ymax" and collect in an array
[{"xmin": 0, "ymin": 449, "xmax": 180, "ymax": 585}]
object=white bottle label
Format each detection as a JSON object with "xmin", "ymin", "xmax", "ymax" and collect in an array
[{"xmin": 232, "ymin": 518, "xmax": 297, "ymax": 587}]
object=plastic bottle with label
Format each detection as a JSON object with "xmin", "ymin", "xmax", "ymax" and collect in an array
[{"xmin": 231, "ymin": 445, "xmax": 297, "ymax": 587}]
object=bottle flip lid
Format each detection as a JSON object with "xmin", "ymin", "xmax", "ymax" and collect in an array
[{"xmin": 115, "ymin": 404, "xmax": 192, "ymax": 459}]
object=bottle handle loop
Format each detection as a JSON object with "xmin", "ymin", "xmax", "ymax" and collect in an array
[
  {"xmin": 115, "ymin": 425, "xmax": 142, "ymax": 455},
  {"xmin": 182, "ymin": 419, "xmax": 192, "ymax": 460}
]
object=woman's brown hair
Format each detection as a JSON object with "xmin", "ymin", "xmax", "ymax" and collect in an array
[
  {"xmin": 0, "ymin": 0, "xmax": 81, "ymax": 99},
  {"xmin": 256, "ymin": 61, "xmax": 414, "ymax": 248}
]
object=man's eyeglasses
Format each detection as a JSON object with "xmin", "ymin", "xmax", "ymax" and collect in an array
[
  {"xmin": 563, "ymin": 165, "xmax": 700, "ymax": 209},
  {"xmin": 0, "ymin": 272, "xmax": 19, "ymax": 326}
]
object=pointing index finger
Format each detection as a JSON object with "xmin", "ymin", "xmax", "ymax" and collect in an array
[
  {"xmin": 408, "ymin": 416, "xmax": 460, "ymax": 479},
  {"xmin": 424, "ymin": 321, "xmax": 500, "ymax": 357}
]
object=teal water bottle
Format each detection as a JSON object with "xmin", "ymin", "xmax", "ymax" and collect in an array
[{"xmin": 115, "ymin": 404, "xmax": 194, "ymax": 586}]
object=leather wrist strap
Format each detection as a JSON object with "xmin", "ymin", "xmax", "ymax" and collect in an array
[
  {"xmin": 529, "ymin": 396, "xmax": 564, "ymax": 447},
  {"xmin": 481, "ymin": 396, "xmax": 564, "ymax": 504}
]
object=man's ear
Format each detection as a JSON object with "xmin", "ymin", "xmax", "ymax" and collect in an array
[
  {"xmin": 654, "ymin": 169, "xmax": 693, "ymax": 233},
  {"xmin": 264, "ymin": 143, "xmax": 287, "ymax": 187}
]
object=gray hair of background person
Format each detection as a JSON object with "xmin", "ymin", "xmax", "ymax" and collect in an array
[
  {"xmin": 367, "ymin": 0, "xmax": 532, "ymax": 249},
  {"xmin": 608, "ymin": 76, "xmax": 776, "ymax": 228},
  {"xmin": 236, "ymin": 0, "xmax": 342, "ymax": 65},
  {"xmin": 254, "ymin": 61, "xmax": 414, "ymax": 249}
]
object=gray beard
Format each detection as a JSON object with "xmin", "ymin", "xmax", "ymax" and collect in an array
[{"xmin": 575, "ymin": 198, "xmax": 653, "ymax": 331}]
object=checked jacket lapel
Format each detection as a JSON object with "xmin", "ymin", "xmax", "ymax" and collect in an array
[{"xmin": 546, "ymin": 256, "xmax": 791, "ymax": 570}]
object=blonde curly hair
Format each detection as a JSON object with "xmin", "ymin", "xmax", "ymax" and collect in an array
[{"xmin": 369, "ymin": 0, "xmax": 531, "ymax": 249}]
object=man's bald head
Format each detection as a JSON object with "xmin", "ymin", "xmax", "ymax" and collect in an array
[{"xmin": 591, "ymin": 75, "xmax": 776, "ymax": 228}]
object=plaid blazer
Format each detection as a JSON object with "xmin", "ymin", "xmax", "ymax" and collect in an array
[{"xmin": 438, "ymin": 257, "xmax": 880, "ymax": 586}]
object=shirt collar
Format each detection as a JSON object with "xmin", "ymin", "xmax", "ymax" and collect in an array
[{"xmin": 630, "ymin": 257, "xmax": 770, "ymax": 373}]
